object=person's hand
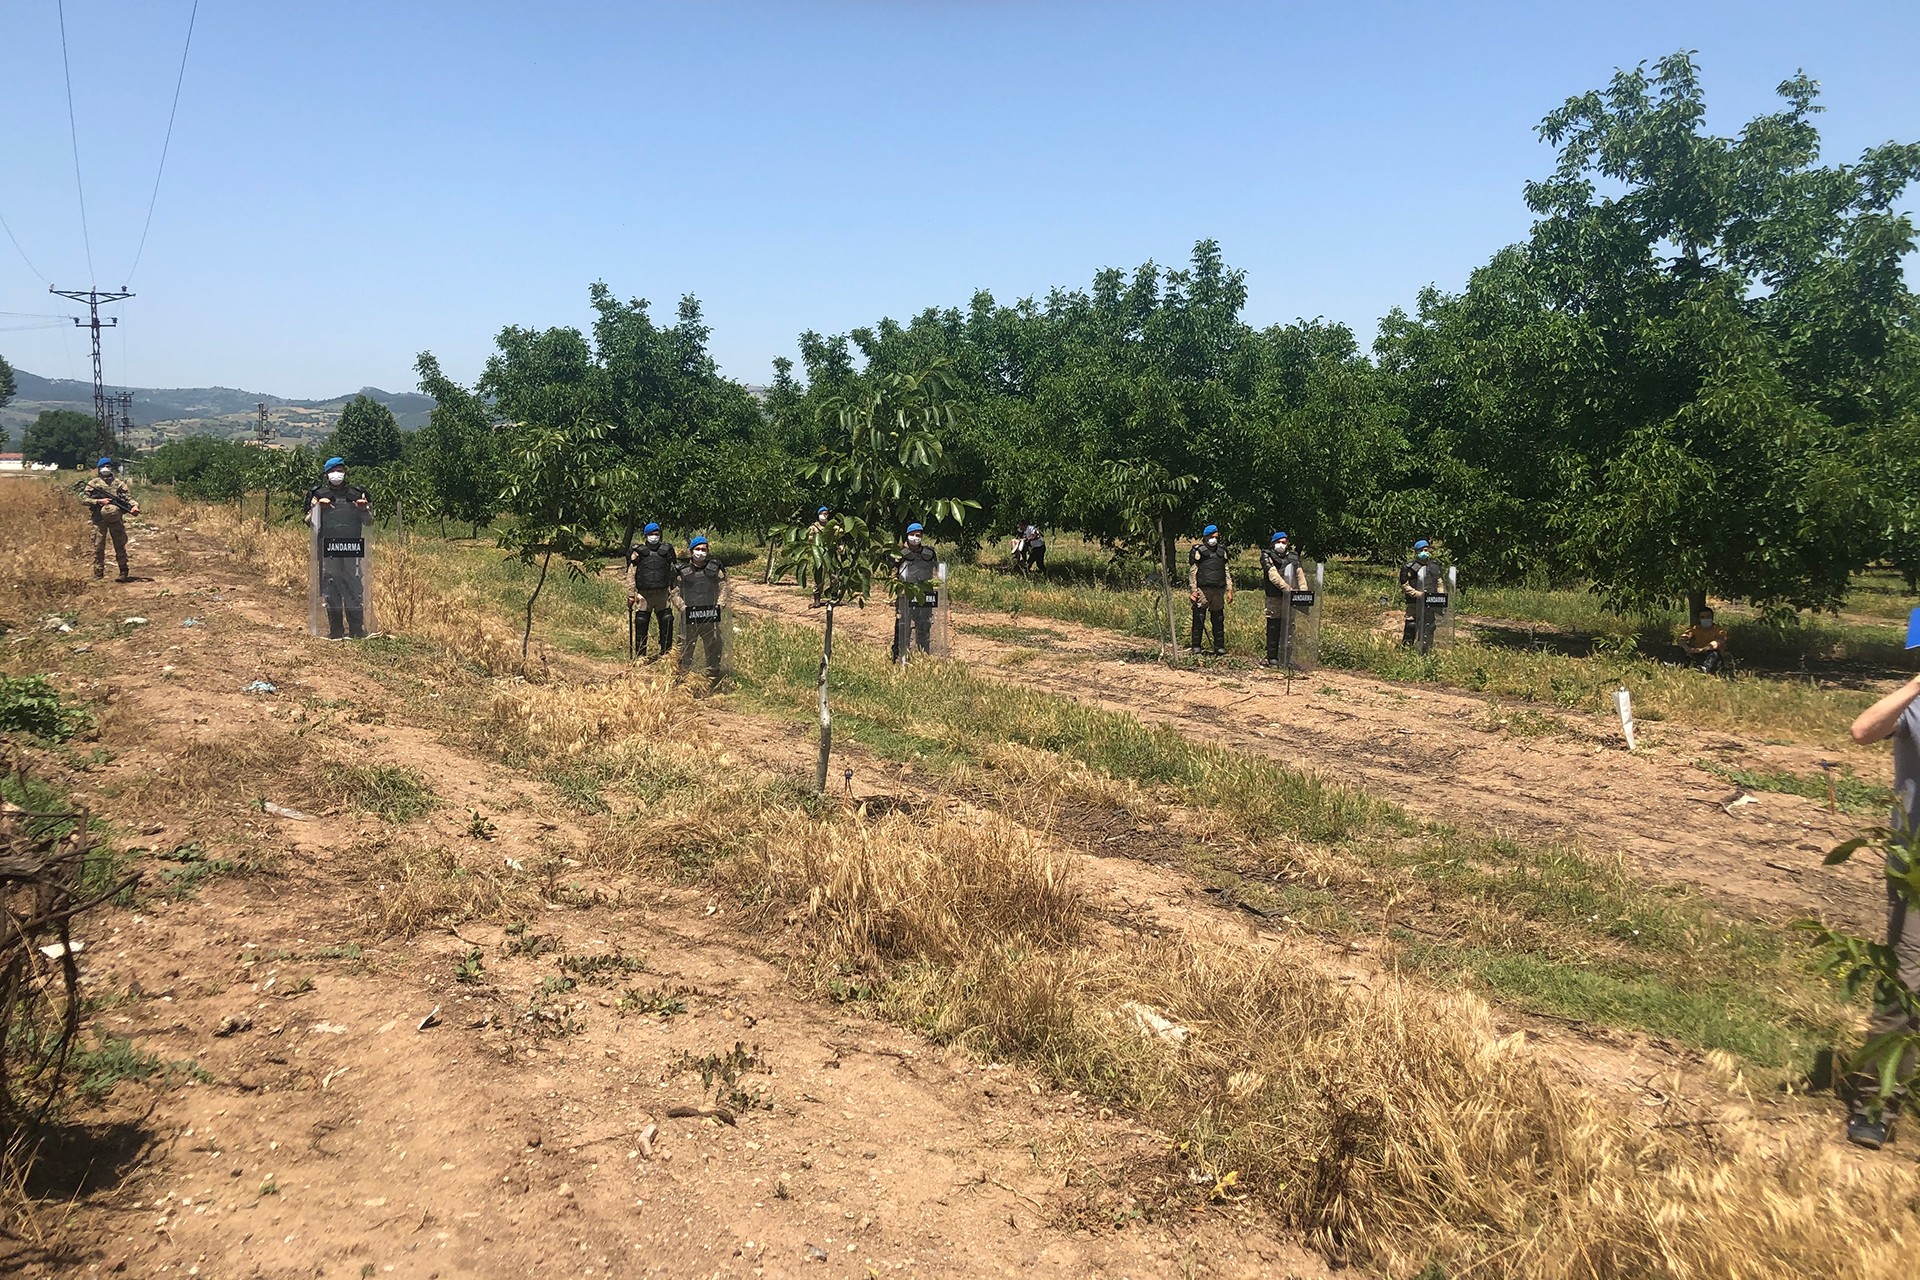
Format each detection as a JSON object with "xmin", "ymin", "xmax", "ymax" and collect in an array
[
  {"xmin": 318, "ymin": 497, "xmax": 334, "ymax": 507},
  {"xmin": 354, "ymin": 497, "xmax": 370, "ymax": 509},
  {"xmin": 129, "ymin": 503, "xmax": 141, "ymax": 515},
  {"xmin": 1190, "ymin": 590, "xmax": 1203, "ymax": 606}
]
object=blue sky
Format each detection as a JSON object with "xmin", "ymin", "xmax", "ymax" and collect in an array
[{"xmin": 1, "ymin": 0, "xmax": 1915, "ymax": 399}]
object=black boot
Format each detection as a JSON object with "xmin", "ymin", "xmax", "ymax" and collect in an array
[
  {"xmin": 1189, "ymin": 605, "xmax": 1205, "ymax": 653},
  {"xmin": 327, "ymin": 607, "xmax": 347, "ymax": 640},
  {"xmin": 1209, "ymin": 610, "xmax": 1226, "ymax": 655},
  {"xmin": 346, "ymin": 610, "xmax": 366, "ymax": 639},
  {"xmin": 659, "ymin": 612, "xmax": 674, "ymax": 656},
  {"xmin": 1265, "ymin": 617, "xmax": 1281, "ymax": 665}
]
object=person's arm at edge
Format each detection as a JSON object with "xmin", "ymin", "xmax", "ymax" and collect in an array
[{"xmin": 1851, "ymin": 674, "xmax": 1920, "ymax": 745}]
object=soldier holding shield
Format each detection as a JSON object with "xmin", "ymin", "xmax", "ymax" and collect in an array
[
  {"xmin": 674, "ymin": 536, "xmax": 729, "ymax": 682},
  {"xmin": 306, "ymin": 457, "xmax": 373, "ymax": 640}
]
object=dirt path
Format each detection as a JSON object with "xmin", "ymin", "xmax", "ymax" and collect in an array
[
  {"xmin": 7, "ymin": 519, "xmax": 1337, "ymax": 1279},
  {"xmin": 729, "ymin": 581, "xmax": 1885, "ymax": 932}
]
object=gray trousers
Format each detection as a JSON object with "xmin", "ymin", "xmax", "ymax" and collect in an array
[{"xmin": 1852, "ymin": 856, "xmax": 1920, "ymax": 1118}]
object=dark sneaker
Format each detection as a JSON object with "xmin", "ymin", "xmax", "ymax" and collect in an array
[
  {"xmin": 1211, "ymin": 648, "xmax": 1227, "ymax": 656},
  {"xmin": 1185, "ymin": 645, "xmax": 1201, "ymax": 654},
  {"xmin": 1847, "ymin": 1114, "xmax": 1892, "ymax": 1150}
]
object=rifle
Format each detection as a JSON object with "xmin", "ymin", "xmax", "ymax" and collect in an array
[{"xmin": 93, "ymin": 487, "xmax": 135, "ymax": 515}]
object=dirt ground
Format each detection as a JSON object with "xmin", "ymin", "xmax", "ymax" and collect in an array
[
  {"xmin": 1, "ymin": 515, "xmax": 1900, "ymax": 1278},
  {"xmin": 5, "ymin": 518, "xmax": 1347, "ymax": 1278},
  {"xmin": 728, "ymin": 581, "xmax": 1888, "ymax": 933}
]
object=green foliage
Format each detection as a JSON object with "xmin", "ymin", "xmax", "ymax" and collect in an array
[
  {"xmin": 0, "ymin": 351, "xmax": 14, "ymax": 411},
  {"xmin": 22, "ymin": 407, "xmax": 103, "ymax": 469},
  {"xmin": 777, "ymin": 361, "xmax": 978, "ymax": 603},
  {"xmin": 1379, "ymin": 54, "xmax": 1920, "ymax": 611},
  {"xmin": 327, "ymin": 393, "xmax": 405, "ymax": 466},
  {"xmin": 413, "ymin": 352, "xmax": 501, "ymax": 534},
  {"xmin": 0, "ymin": 673, "xmax": 94, "ymax": 742},
  {"xmin": 1803, "ymin": 828, "xmax": 1920, "ymax": 1114},
  {"xmin": 146, "ymin": 436, "xmax": 255, "ymax": 502}
]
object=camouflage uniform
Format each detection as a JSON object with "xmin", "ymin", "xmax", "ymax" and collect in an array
[{"xmin": 83, "ymin": 474, "xmax": 135, "ymax": 579}]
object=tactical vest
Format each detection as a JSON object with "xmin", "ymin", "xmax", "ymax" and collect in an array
[
  {"xmin": 899, "ymin": 545, "xmax": 937, "ymax": 584},
  {"xmin": 678, "ymin": 562, "xmax": 724, "ymax": 608},
  {"xmin": 632, "ymin": 544, "xmax": 675, "ymax": 590},
  {"xmin": 1262, "ymin": 550, "xmax": 1300, "ymax": 596},
  {"xmin": 1193, "ymin": 544, "xmax": 1229, "ymax": 588}
]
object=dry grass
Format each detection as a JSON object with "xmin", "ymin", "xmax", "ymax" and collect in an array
[
  {"xmin": 0, "ymin": 478, "xmax": 95, "ymax": 621},
  {"xmin": 481, "ymin": 670, "xmax": 707, "ymax": 765},
  {"xmin": 353, "ymin": 837, "xmax": 544, "ymax": 936},
  {"xmin": 716, "ymin": 807, "xmax": 1082, "ymax": 973},
  {"xmin": 186, "ymin": 505, "xmax": 528, "ymax": 677}
]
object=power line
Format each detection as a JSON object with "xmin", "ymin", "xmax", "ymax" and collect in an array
[
  {"xmin": 56, "ymin": 0, "xmax": 96, "ymax": 286},
  {"xmin": 126, "ymin": 0, "xmax": 199, "ymax": 285},
  {"xmin": 0, "ymin": 209, "xmax": 51, "ymax": 284}
]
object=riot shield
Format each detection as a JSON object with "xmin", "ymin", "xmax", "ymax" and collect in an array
[
  {"xmin": 308, "ymin": 499, "xmax": 373, "ymax": 639},
  {"xmin": 893, "ymin": 568, "xmax": 950, "ymax": 664},
  {"xmin": 1282, "ymin": 560, "xmax": 1321, "ymax": 672},
  {"xmin": 675, "ymin": 598, "xmax": 732, "ymax": 685},
  {"xmin": 1414, "ymin": 575, "xmax": 1453, "ymax": 655}
]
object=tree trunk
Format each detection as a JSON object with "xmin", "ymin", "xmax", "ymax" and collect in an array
[
  {"xmin": 521, "ymin": 549, "xmax": 553, "ymax": 661},
  {"xmin": 1686, "ymin": 588, "xmax": 1708, "ymax": 623},
  {"xmin": 814, "ymin": 602, "xmax": 836, "ymax": 794},
  {"xmin": 262, "ymin": 485, "xmax": 271, "ymax": 526}
]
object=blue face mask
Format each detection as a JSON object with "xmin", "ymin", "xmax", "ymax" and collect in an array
[{"xmin": 1417, "ymin": 551, "xmax": 1430, "ymax": 561}]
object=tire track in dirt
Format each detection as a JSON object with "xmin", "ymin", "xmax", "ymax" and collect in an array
[{"xmin": 731, "ymin": 581, "xmax": 1884, "ymax": 932}]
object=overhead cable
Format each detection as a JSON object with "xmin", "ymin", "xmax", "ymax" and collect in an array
[
  {"xmin": 56, "ymin": 0, "xmax": 97, "ymax": 285},
  {"xmin": 0, "ymin": 209, "xmax": 52, "ymax": 284},
  {"xmin": 126, "ymin": 0, "xmax": 200, "ymax": 285}
]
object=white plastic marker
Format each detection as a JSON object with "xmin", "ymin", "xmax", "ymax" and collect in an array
[{"xmin": 1615, "ymin": 687, "xmax": 1637, "ymax": 752}]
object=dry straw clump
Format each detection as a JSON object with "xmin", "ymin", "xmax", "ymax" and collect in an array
[
  {"xmin": 720, "ymin": 807, "xmax": 1082, "ymax": 972},
  {"xmin": 891, "ymin": 928, "xmax": 1920, "ymax": 1280},
  {"xmin": 482, "ymin": 671, "xmax": 706, "ymax": 764},
  {"xmin": 0, "ymin": 479, "xmax": 94, "ymax": 620}
]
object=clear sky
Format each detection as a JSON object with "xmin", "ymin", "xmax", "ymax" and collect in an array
[{"xmin": 1, "ymin": 0, "xmax": 1915, "ymax": 399}]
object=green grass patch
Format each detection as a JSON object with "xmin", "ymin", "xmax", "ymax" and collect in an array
[
  {"xmin": 337, "ymin": 764, "xmax": 438, "ymax": 822},
  {"xmin": 0, "ymin": 672, "xmax": 95, "ymax": 742},
  {"xmin": 1694, "ymin": 759, "xmax": 1888, "ymax": 816}
]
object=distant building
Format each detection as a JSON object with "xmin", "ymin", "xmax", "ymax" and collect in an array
[{"xmin": 0, "ymin": 452, "xmax": 59, "ymax": 472}]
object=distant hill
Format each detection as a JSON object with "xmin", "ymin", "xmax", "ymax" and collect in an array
[{"xmin": 0, "ymin": 369, "xmax": 435, "ymax": 449}]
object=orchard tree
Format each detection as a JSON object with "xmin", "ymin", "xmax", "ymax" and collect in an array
[
  {"xmin": 0, "ymin": 352, "xmax": 15, "ymax": 412},
  {"xmin": 22, "ymin": 409, "xmax": 103, "ymax": 470},
  {"xmin": 776, "ymin": 362, "xmax": 977, "ymax": 791},
  {"xmin": 414, "ymin": 352, "xmax": 502, "ymax": 536},
  {"xmin": 1384, "ymin": 53, "xmax": 1920, "ymax": 615},
  {"xmin": 327, "ymin": 394, "xmax": 405, "ymax": 467}
]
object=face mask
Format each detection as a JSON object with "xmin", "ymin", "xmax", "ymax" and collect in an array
[
  {"xmin": 1417, "ymin": 551, "xmax": 1430, "ymax": 561},
  {"xmin": 692, "ymin": 549, "xmax": 709, "ymax": 563},
  {"xmin": 1273, "ymin": 543, "xmax": 1286, "ymax": 553},
  {"xmin": 907, "ymin": 535, "xmax": 922, "ymax": 546},
  {"xmin": 646, "ymin": 534, "xmax": 661, "ymax": 546},
  {"xmin": 1205, "ymin": 537, "xmax": 1218, "ymax": 548},
  {"xmin": 327, "ymin": 470, "xmax": 347, "ymax": 485},
  {"xmin": 99, "ymin": 468, "xmax": 114, "ymax": 478}
]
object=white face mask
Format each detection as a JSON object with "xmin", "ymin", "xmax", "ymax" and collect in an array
[
  {"xmin": 646, "ymin": 534, "xmax": 661, "ymax": 546},
  {"xmin": 99, "ymin": 468, "xmax": 114, "ymax": 478},
  {"xmin": 907, "ymin": 535, "xmax": 922, "ymax": 546},
  {"xmin": 691, "ymin": 549, "xmax": 709, "ymax": 563},
  {"xmin": 1205, "ymin": 536, "xmax": 1218, "ymax": 547},
  {"xmin": 1273, "ymin": 543, "xmax": 1285, "ymax": 553},
  {"xmin": 327, "ymin": 470, "xmax": 347, "ymax": 485}
]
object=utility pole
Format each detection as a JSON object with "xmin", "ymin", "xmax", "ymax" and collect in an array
[
  {"xmin": 110, "ymin": 391, "xmax": 135, "ymax": 449},
  {"xmin": 49, "ymin": 286, "xmax": 134, "ymax": 459},
  {"xmin": 257, "ymin": 401, "xmax": 270, "ymax": 446}
]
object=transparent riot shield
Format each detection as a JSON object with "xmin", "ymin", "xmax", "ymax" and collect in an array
[
  {"xmin": 1282, "ymin": 560, "xmax": 1321, "ymax": 672},
  {"xmin": 1414, "ymin": 568, "xmax": 1453, "ymax": 655},
  {"xmin": 675, "ymin": 598, "xmax": 732, "ymax": 685},
  {"xmin": 893, "ymin": 567, "xmax": 950, "ymax": 665},
  {"xmin": 308, "ymin": 499, "xmax": 373, "ymax": 639}
]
